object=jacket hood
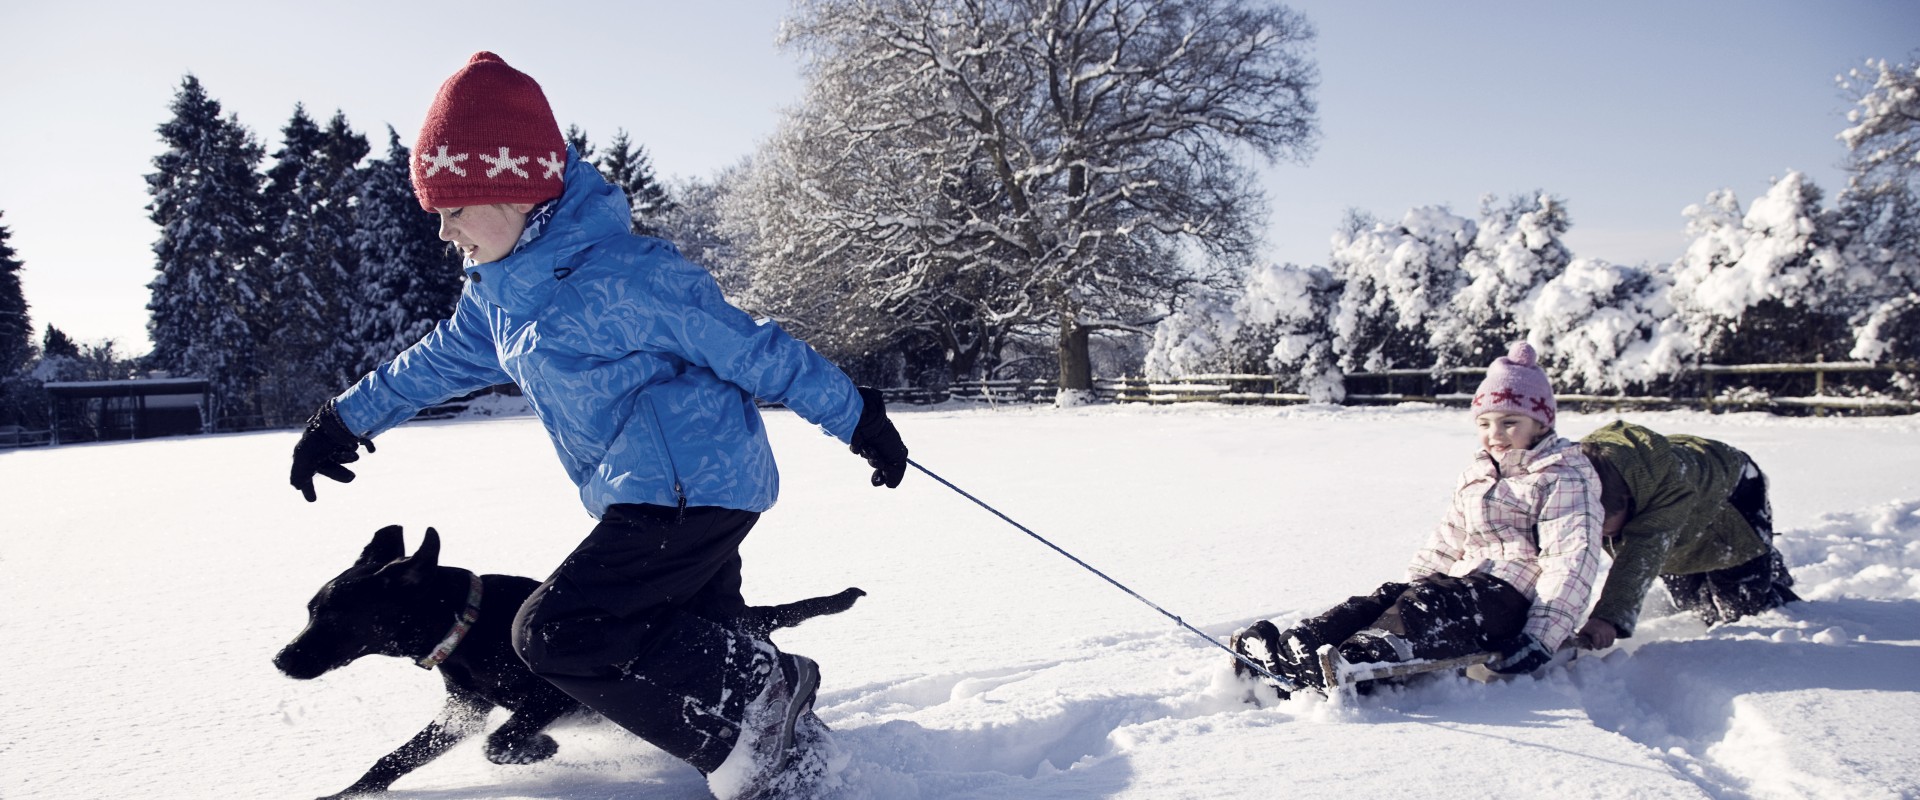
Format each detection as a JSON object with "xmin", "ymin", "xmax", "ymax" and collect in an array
[{"xmin": 462, "ymin": 148, "xmax": 632, "ymax": 315}]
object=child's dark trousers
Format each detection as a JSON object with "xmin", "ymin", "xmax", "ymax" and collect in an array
[
  {"xmin": 1281, "ymin": 572, "xmax": 1531, "ymax": 687},
  {"xmin": 1660, "ymin": 459, "xmax": 1799, "ymax": 625},
  {"xmin": 510, "ymin": 503, "xmax": 774, "ymax": 774}
]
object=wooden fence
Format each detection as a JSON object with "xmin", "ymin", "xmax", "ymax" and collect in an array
[
  {"xmin": 0, "ymin": 425, "xmax": 53, "ymax": 448},
  {"xmin": 6, "ymin": 362, "xmax": 1911, "ymax": 450},
  {"xmin": 886, "ymin": 361, "xmax": 1919, "ymax": 415}
]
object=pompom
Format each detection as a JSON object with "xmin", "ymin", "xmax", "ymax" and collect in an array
[{"xmin": 1506, "ymin": 341, "xmax": 1537, "ymax": 367}]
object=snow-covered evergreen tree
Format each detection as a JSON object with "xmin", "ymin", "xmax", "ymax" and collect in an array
[
  {"xmin": 258, "ymin": 107, "xmax": 368, "ymax": 424},
  {"xmin": 1326, "ymin": 207, "xmax": 1474, "ymax": 373},
  {"xmin": 597, "ymin": 129, "xmax": 676, "ymax": 237},
  {"xmin": 21, "ymin": 324, "xmax": 84, "ymax": 426},
  {"xmin": 257, "ymin": 106, "xmax": 325, "ymax": 421},
  {"xmin": 1144, "ymin": 288, "xmax": 1238, "ymax": 379},
  {"xmin": 1244, "ymin": 263, "xmax": 1344, "ymax": 401},
  {"xmin": 0, "ymin": 211, "xmax": 31, "ymax": 376},
  {"xmin": 1522, "ymin": 257, "xmax": 1685, "ymax": 392},
  {"xmin": 659, "ymin": 164, "xmax": 749, "ymax": 297},
  {"xmin": 42, "ymin": 325, "xmax": 79, "ymax": 360},
  {"xmin": 351, "ymin": 127, "xmax": 462, "ymax": 376},
  {"xmin": 1836, "ymin": 55, "xmax": 1920, "ymax": 366},
  {"xmin": 0, "ymin": 212, "xmax": 36, "ymax": 427},
  {"xmin": 1145, "ymin": 262, "xmax": 1342, "ymax": 401},
  {"xmin": 145, "ymin": 75, "xmax": 266, "ymax": 427},
  {"xmin": 1434, "ymin": 192, "xmax": 1573, "ymax": 370},
  {"xmin": 1668, "ymin": 173, "xmax": 1850, "ymax": 366},
  {"xmin": 564, "ymin": 125, "xmax": 595, "ymax": 164}
]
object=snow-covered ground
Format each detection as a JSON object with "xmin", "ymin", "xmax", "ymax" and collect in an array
[{"xmin": 4, "ymin": 403, "xmax": 1918, "ymax": 799}]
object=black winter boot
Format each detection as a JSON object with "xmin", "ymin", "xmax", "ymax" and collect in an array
[
  {"xmin": 707, "ymin": 647, "xmax": 829, "ymax": 800},
  {"xmin": 1231, "ymin": 621, "xmax": 1329, "ymax": 690}
]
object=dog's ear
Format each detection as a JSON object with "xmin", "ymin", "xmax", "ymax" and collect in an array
[
  {"xmin": 358, "ymin": 525, "xmax": 406, "ymax": 566},
  {"xmin": 374, "ymin": 527, "xmax": 442, "ymax": 585},
  {"xmin": 412, "ymin": 527, "xmax": 442, "ymax": 569}
]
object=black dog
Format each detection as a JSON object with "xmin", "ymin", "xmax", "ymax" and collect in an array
[{"xmin": 275, "ymin": 525, "xmax": 863, "ymax": 799}]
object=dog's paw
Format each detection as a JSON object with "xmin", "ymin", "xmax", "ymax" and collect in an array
[{"xmin": 486, "ymin": 732, "xmax": 559, "ymax": 765}]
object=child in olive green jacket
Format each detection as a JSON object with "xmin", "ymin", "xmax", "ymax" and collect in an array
[{"xmin": 1575, "ymin": 421, "xmax": 1798, "ymax": 648}]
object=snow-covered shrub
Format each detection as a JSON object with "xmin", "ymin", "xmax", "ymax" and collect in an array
[
  {"xmin": 1668, "ymin": 173, "xmax": 1852, "ymax": 365},
  {"xmin": 1145, "ymin": 290, "xmax": 1235, "ymax": 378},
  {"xmin": 1436, "ymin": 193, "xmax": 1573, "ymax": 370},
  {"xmin": 1522, "ymin": 258, "xmax": 1687, "ymax": 392},
  {"xmin": 1836, "ymin": 56, "xmax": 1920, "ymax": 367},
  {"xmin": 1851, "ymin": 293, "xmax": 1920, "ymax": 364},
  {"xmin": 1144, "ymin": 263, "xmax": 1344, "ymax": 401},
  {"xmin": 1327, "ymin": 207, "xmax": 1474, "ymax": 373},
  {"xmin": 1240, "ymin": 263, "xmax": 1344, "ymax": 401}
]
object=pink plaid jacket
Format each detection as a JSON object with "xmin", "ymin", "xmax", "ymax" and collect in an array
[{"xmin": 1407, "ymin": 435, "xmax": 1604, "ymax": 649}]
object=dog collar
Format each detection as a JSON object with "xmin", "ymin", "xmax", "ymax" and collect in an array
[{"xmin": 418, "ymin": 573, "xmax": 484, "ymax": 670}]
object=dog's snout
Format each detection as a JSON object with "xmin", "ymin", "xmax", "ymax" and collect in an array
[{"xmin": 273, "ymin": 638, "xmax": 340, "ymax": 680}]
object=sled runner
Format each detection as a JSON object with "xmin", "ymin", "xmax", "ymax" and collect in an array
[
  {"xmin": 1310, "ymin": 643, "xmax": 1578, "ymax": 701},
  {"xmin": 1317, "ymin": 649, "xmax": 1495, "ymax": 700}
]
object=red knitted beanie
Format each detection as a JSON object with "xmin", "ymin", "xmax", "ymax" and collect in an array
[{"xmin": 411, "ymin": 52, "xmax": 566, "ymax": 211}]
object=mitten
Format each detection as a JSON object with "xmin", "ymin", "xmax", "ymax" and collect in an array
[
  {"xmin": 1488, "ymin": 632, "xmax": 1554, "ymax": 675},
  {"xmin": 848, "ymin": 386, "xmax": 908, "ymax": 488},
  {"xmin": 290, "ymin": 401, "xmax": 374, "ymax": 502}
]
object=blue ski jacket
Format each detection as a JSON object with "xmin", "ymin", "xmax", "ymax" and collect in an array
[{"xmin": 333, "ymin": 151, "xmax": 862, "ymax": 517}]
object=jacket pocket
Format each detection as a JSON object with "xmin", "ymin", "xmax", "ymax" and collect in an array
[{"xmin": 639, "ymin": 394, "xmax": 686, "ymax": 512}]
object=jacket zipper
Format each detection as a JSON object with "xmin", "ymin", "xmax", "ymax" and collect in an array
[{"xmin": 639, "ymin": 395, "xmax": 687, "ymax": 524}]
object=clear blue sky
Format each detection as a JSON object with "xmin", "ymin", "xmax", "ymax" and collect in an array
[{"xmin": 2, "ymin": 0, "xmax": 1913, "ymax": 354}]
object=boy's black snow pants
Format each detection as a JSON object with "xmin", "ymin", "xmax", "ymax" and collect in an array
[
  {"xmin": 1661, "ymin": 458, "xmax": 1800, "ymax": 625},
  {"xmin": 1282, "ymin": 572, "xmax": 1530, "ymax": 687},
  {"xmin": 510, "ymin": 503, "xmax": 777, "ymax": 774}
]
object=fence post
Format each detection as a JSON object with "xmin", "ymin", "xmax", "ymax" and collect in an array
[{"xmin": 1814, "ymin": 356, "xmax": 1828, "ymax": 417}]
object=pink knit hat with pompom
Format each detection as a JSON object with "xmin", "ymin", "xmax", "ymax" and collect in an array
[{"xmin": 1471, "ymin": 342, "xmax": 1556, "ymax": 427}]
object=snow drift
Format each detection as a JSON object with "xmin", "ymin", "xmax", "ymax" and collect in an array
[{"xmin": 3, "ymin": 404, "xmax": 1917, "ymax": 799}]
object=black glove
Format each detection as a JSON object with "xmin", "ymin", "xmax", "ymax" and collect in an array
[
  {"xmin": 290, "ymin": 401, "xmax": 374, "ymax": 503},
  {"xmin": 848, "ymin": 386, "xmax": 907, "ymax": 488},
  {"xmin": 1488, "ymin": 632, "xmax": 1554, "ymax": 675}
]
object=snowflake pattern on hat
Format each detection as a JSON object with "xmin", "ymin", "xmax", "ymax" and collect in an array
[
  {"xmin": 1471, "ymin": 342, "xmax": 1557, "ymax": 427},
  {"xmin": 479, "ymin": 146, "xmax": 531, "ymax": 179},
  {"xmin": 420, "ymin": 146, "xmax": 470, "ymax": 178},
  {"xmin": 412, "ymin": 52, "xmax": 565, "ymax": 210}
]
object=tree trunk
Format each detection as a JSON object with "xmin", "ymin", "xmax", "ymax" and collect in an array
[{"xmin": 1057, "ymin": 317, "xmax": 1091, "ymax": 393}]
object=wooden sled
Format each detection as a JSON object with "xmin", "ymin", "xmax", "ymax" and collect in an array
[
  {"xmin": 1316, "ymin": 648, "xmax": 1495, "ymax": 701},
  {"xmin": 1315, "ymin": 643, "xmax": 1577, "ymax": 702}
]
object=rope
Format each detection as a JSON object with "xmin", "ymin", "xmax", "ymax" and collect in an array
[{"xmin": 907, "ymin": 458, "xmax": 1296, "ymax": 690}]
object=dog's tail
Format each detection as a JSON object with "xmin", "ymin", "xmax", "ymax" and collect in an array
[{"xmin": 737, "ymin": 587, "xmax": 866, "ymax": 640}]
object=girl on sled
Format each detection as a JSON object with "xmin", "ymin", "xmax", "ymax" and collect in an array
[{"xmin": 1233, "ymin": 343, "xmax": 1605, "ymax": 692}]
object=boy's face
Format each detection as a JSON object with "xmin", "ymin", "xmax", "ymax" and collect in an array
[
  {"xmin": 436, "ymin": 202, "xmax": 535, "ymax": 264},
  {"xmin": 1477, "ymin": 411, "xmax": 1547, "ymax": 457}
]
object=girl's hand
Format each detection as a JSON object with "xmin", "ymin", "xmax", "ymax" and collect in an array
[{"xmin": 1489, "ymin": 633, "xmax": 1554, "ymax": 674}]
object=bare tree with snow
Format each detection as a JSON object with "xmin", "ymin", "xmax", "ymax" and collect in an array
[{"xmin": 739, "ymin": 0, "xmax": 1319, "ymax": 399}]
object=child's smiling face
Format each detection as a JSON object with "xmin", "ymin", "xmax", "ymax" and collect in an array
[
  {"xmin": 435, "ymin": 202, "xmax": 534, "ymax": 264},
  {"xmin": 1477, "ymin": 411, "xmax": 1547, "ymax": 457}
]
